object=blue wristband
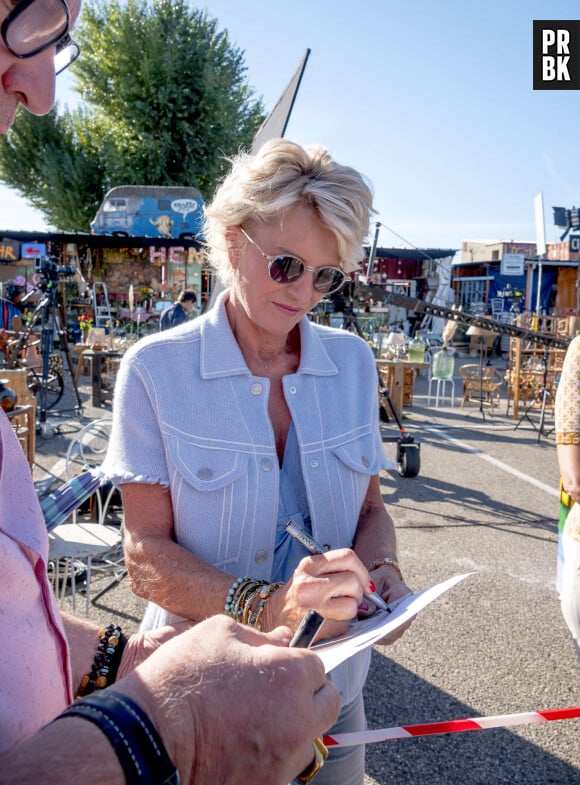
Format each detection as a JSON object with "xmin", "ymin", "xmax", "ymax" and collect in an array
[{"xmin": 56, "ymin": 690, "xmax": 179, "ymax": 785}]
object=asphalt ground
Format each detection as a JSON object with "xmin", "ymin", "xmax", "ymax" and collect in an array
[{"xmin": 30, "ymin": 351, "xmax": 579, "ymax": 785}]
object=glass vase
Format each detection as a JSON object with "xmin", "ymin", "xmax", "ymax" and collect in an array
[
  {"xmin": 407, "ymin": 335, "xmax": 426, "ymax": 363},
  {"xmin": 432, "ymin": 346, "xmax": 454, "ymax": 379}
]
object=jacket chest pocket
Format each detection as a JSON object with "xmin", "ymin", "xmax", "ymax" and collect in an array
[
  {"xmin": 166, "ymin": 434, "xmax": 251, "ymax": 567},
  {"xmin": 323, "ymin": 432, "xmax": 382, "ymax": 531},
  {"xmin": 332, "ymin": 434, "xmax": 381, "ymax": 476}
]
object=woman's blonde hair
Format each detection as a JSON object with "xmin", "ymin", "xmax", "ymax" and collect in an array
[{"xmin": 203, "ymin": 138, "xmax": 374, "ymax": 286}]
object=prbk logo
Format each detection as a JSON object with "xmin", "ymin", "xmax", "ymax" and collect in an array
[{"xmin": 533, "ymin": 20, "xmax": 580, "ymax": 89}]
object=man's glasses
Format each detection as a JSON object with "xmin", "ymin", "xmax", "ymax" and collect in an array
[
  {"xmin": 239, "ymin": 227, "xmax": 347, "ymax": 295},
  {"xmin": 1, "ymin": 0, "xmax": 80, "ymax": 74}
]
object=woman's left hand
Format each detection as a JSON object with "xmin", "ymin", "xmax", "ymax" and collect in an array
[{"xmin": 358, "ymin": 566, "xmax": 414, "ymax": 645}]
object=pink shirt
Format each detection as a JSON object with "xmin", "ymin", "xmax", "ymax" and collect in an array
[{"xmin": 0, "ymin": 411, "xmax": 72, "ymax": 754}]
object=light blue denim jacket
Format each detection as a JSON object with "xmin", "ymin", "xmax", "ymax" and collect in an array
[{"xmin": 102, "ymin": 290, "xmax": 390, "ymax": 704}]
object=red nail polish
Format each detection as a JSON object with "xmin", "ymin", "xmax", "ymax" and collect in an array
[{"xmin": 369, "ymin": 579, "xmax": 376, "ymax": 592}]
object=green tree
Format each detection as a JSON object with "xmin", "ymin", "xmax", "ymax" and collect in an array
[{"xmin": 0, "ymin": 0, "xmax": 264, "ymax": 231}]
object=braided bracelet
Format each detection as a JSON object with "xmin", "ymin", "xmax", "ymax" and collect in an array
[
  {"xmin": 224, "ymin": 577, "xmax": 284, "ymax": 628},
  {"xmin": 246, "ymin": 582, "xmax": 285, "ymax": 630},
  {"xmin": 55, "ymin": 690, "xmax": 179, "ymax": 785},
  {"xmin": 368, "ymin": 556, "xmax": 404, "ymax": 582},
  {"xmin": 76, "ymin": 623, "xmax": 127, "ymax": 700}
]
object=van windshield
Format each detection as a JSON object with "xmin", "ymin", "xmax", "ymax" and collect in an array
[{"xmin": 103, "ymin": 199, "xmax": 127, "ymax": 213}]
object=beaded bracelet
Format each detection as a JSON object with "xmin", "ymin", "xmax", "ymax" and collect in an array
[
  {"xmin": 55, "ymin": 690, "xmax": 179, "ymax": 785},
  {"xmin": 224, "ymin": 577, "xmax": 255, "ymax": 619},
  {"xmin": 368, "ymin": 556, "xmax": 404, "ymax": 582},
  {"xmin": 76, "ymin": 623, "xmax": 127, "ymax": 700}
]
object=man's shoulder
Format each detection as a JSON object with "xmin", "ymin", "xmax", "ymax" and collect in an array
[{"xmin": 160, "ymin": 303, "xmax": 178, "ymax": 326}]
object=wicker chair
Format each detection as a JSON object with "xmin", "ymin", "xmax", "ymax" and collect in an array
[{"xmin": 459, "ymin": 364, "xmax": 503, "ymax": 413}]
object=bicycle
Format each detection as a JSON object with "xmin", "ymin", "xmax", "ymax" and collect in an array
[
  {"xmin": 2, "ymin": 325, "xmax": 65, "ymax": 409},
  {"xmin": 3, "ymin": 261, "xmax": 82, "ymax": 420}
]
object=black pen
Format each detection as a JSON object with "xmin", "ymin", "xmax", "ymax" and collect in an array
[
  {"xmin": 289, "ymin": 609, "xmax": 326, "ymax": 648},
  {"xmin": 285, "ymin": 520, "xmax": 390, "ymax": 612}
]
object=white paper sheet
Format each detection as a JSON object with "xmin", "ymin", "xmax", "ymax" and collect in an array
[{"xmin": 311, "ymin": 572, "xmax": 472, "ymax": 672}]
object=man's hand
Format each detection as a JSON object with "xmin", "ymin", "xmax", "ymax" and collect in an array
[{"xmin": 120, "ymin": 615, "xmax": 340, "ymax": 785}]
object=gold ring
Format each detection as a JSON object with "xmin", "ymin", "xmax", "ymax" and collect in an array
[{"xmin": 296, "ymin": 737, "xmax": 329, "ymax": 784}]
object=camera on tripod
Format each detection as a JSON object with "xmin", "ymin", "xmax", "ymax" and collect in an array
[{"xmin": 34, "ymin": 256, "xmax": 76, "ymax": 283}]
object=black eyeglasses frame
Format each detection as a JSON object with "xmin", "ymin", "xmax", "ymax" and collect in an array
[{"xmin": 1, "ymin": 0, "xmax": 79, "ymax": 71}]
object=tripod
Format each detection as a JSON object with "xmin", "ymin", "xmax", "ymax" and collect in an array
[
  {"xmin": 514, "ymin": 349, "xmax": 554, "ymax": 443},
  {"xmin": 8, "ymin": 279, "xmax": 82, "ymax": 433},
  {"xmin": 475, "ymin": 336, "xmax": 487, "ymax": 420},
  {"xmin": 341, "ymin": 307, "xmax": 365, "ymax": 337},
  {"xmin": 464, "ymin": 331, "xmax": 490, "ymax": 421}
]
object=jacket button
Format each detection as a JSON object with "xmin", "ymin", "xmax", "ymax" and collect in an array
[
  {"xmin": 250, "ymin": 382, "xmax": 263, "ymax": 395},
  {"xmin": 197, "ymin": 467, "xmax": 213, "ymax": 480},
  {"xmin": 255, "ymin": 549, "xmax": 267, "ymax": 564},
  {"xmin": 261, "ymin": 458, "xmax": 273, "ymax": 472},
  {"xmin": 310, "ymin": 459, "xmax": 319, "ymax": 468},
  {"xmin": 289, "ymin": 386, "xmax": 297, "ymax": 394},
  {"xmin": 361, "ymin": 456, "xmax": 370, "ymax": 467}
]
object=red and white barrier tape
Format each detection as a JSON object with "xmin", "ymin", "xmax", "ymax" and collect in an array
[{"xmin": 323, "ymin": 706, "xmax": 580, "ymax": 748}]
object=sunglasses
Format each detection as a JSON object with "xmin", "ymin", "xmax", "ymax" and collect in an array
[
  {"xmin": 239, "ymin": 227, "xmax": 347, "ymax": 295},
  {"xmin": 1, "ymin": 0, "xmax": 80, "ymax": 74}
]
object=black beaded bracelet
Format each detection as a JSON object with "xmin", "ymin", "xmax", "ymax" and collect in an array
[
  {"xmin": 56, "ymin": 690, "xmax": 179, "ymax": 785},
  {"xmin": 76, "ymin": 623, "xmax": 127, "ymax": 699}
]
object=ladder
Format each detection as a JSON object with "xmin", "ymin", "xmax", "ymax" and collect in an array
[{"xmin": 92, "ymin": 282, "xmax": 113, "ymax": 329}]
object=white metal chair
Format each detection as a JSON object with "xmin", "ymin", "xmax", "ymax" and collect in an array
[
  {"xmin": 427, "ymin": 374, "xmax": 456, "ymax": 408},
  {"xmin": 46, "ymin": 418, "xmax": 124, "ymax": 614},
  {"xmin": 65, "ymin": 418, "xmax": 117, "ymax": 525},
  {"xmin": 427, "ymin": 353, "xmax": 456, "ymax": 408}
]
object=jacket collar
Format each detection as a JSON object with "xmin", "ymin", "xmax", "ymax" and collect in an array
[{"xmin": 200, "ymin": 289, "xmax": 338, "ymax": 379}]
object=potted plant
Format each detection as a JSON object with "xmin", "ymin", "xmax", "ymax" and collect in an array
[{"xmin": 78, "ymin": 314, "xmax": 94, "ymax": 343}]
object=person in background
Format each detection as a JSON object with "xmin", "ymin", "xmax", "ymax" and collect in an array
[
  {"xmin": 103, "ymin": 138, "xmax": 413, "ymax": 785},
  {"xmin": 555, "ymin": 335, "xmax": 580, "ymax": 663},
  {"xmin": 0, "ymin": 3, "xmax": 340, "ymax": 784},
  {"xmin": 159, "ymin": 288, "xmax": 198, "ymax": 330}
]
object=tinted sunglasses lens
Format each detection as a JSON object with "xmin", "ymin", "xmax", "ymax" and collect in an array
[
  {"xmin": 313, "ymin": 268, "xmax": 346, "ymax": 294},
  {"xmin": 269, "ymin": 255, "xmax": 304, "ymax": 284},
  {"xmin": 5, "ymin": 0, "xmax": 69, "ymax": 56}
]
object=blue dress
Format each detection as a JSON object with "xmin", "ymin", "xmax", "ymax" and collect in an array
[
  {"xmin": 272, "ymin": 423, "xmax": 314, "ymax": 582},
  {"xmin": 272, "ymin": 424, "xmax": 366, "ymax": 785}
]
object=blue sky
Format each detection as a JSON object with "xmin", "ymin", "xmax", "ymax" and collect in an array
[{"xmin": 1, "ymin": 0, "xmax": 579, "ymax": 253}]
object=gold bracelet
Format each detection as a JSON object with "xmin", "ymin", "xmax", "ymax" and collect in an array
[
  {"xmin": 368, "ymin": 556, "xmax": 403, "ymax": 581},
  {"xmin": 296, "ymin": 737, "xmax": 328, "ymax": 784}
]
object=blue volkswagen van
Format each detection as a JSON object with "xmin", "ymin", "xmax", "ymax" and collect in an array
[{"xmin": 90, "ymin": 186, "xmax": 204, "ymax": 239}]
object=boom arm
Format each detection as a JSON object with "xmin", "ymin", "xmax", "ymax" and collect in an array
[{"xmin": 383, "ymin": 291, "xmax": 571, "ymax": 350}]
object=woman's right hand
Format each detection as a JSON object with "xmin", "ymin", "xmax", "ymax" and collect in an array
[{"xmin": 264, "ymin": 548, "xmax": 371, "ymax": 639}]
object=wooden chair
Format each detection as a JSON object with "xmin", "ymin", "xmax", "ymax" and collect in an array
[
  {"xmin": 1, "ymin": 368, "xmax": 36, "ymax": 467},
  {"xmin": 459, "ymin": 364, "xmax": 503, "ymax": 413}
]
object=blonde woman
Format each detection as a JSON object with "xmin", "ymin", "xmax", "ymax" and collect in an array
[{"xmin": 104, "ymin": 139, "xmax": 412, "ymax": 785}]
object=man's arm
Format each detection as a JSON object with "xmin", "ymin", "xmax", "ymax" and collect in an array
[
  {"xmin": 0, "ymin": 716, "xmax": 126, "ymax": 785},
  {"xmin": 0, "ymin": 617, "xmax": 340, "ymax": 785},
  {"xmin": 60, "ymin": 612, "xmax": 106, "ymax": 693}
]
